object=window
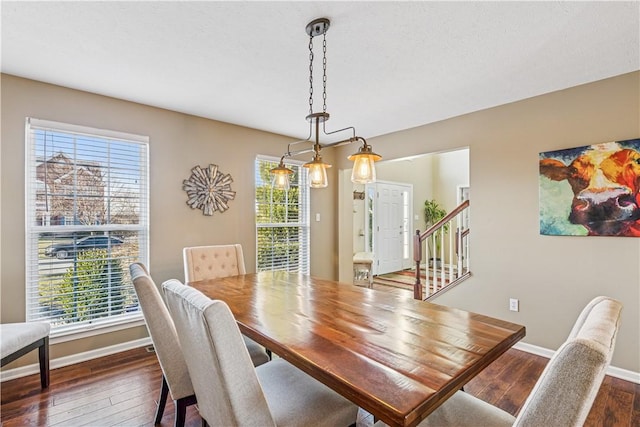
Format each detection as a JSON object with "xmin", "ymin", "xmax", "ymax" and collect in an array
[
  {"xmin": 255, "ymin": 156, "xmax": 309, "ymax": 273},
  {"xmin": 25, "ymin": 118, "xmax": 149, "ymax": 335}
]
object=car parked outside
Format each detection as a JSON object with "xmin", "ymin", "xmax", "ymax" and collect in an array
[{"xmin": 44, "ymin": 235, "xmax": 124, "ymax": 259}]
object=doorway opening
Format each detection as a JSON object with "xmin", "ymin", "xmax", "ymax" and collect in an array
[{"xmin": 342, "ymin": 148, "xmax": 470, "ymax": 290}]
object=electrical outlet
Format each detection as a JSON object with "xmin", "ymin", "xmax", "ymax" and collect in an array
[{"xmin": 509, "ymin": 298, "xmax": 519, "ymax": 312}]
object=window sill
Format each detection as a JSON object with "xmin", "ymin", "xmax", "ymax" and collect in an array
[{"xmin": 50, "ymin": 314, "xmax": 146, "ymax": 345}]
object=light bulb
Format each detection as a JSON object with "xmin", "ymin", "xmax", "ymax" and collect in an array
[
  {"xmin": 271, "ymin": 171, "xmax": 290, "ymax": 190},
  {"xmin": 308, "ymin": 163, "xmax": 328, "ymax": 188},
  {"xmin": 348, "ymin": 142, "xmax": 381, "ymax": 184},
  {"xmin": 351, "ymin": 155, "xmax": 376, "ymax": 184}
]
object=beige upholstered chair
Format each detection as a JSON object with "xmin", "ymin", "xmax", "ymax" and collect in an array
[
  {"xmin": 375, "ymin": 296, "xmax": 622, "ymax": 427},
  {"xmin": 163, "ymin": 279, "xmax": 359, "ymax": 427},
  {"xmin": 511, "ymin": 296, "xmax": 622, "ymax": 427},
  {"xmin": 130, "ymin": 263, "xmax": 195, "ymax": 427},
  {"xmin": 183, "ymin": 244, "xmax": 271, "ymax": 366},
  {"xmin": 131, "ymin": 263, "xmax": 270, "ymax": 426},
  {"xmin": 183, "ymin": 244, "xmax": 246, "ymax": 282},
  {"xmin": 0, "ymin": 322, "xmax": 50, "ymax": 389}
]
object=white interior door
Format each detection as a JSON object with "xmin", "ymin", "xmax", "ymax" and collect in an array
[{"xmin": 375, "ymin": 182, "xmax": 412, "ymax": 275}]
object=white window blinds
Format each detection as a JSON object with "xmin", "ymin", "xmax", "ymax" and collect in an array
[
  {"xmin": 25, "ymin": 118, "xmax": 149, "ymax": 334},
  {"xmin": 255, "ymin": 156, "xmax": 310, "ymax": 274}
]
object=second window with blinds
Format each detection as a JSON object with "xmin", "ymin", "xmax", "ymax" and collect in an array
[{"xmin": 255, "ymin": 156, "xmax": 310, "ymax": 274}]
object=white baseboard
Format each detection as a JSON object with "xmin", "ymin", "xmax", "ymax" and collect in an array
[
  {"xmin": 0, "ymin": 337, "xmax": 152, "ymax": 383},
  {"xmin": 514, "ymin": 341, "xmax": 640, "ymax": 384}
]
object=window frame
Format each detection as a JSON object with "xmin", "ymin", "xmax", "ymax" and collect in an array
[
  {"xmin": 25, "ymin": 118, "xmax": 149, "ymax": 338},
  {"xmin": 255, "ymin": 155, "xmax": 310, "ymax": 274}
]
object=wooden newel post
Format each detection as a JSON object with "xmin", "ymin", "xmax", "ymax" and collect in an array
[{"xmin": 413, "ymin": 229, "xmax": 423, "ymax": 300}]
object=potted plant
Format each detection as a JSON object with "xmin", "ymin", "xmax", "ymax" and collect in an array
[{"xmin": 423, "ymin": 199, "xmax": 449, "ymax": 268}]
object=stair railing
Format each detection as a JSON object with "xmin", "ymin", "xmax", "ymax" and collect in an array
[{"xmin": 413, "ymin": 199, "xmax": 470, "ymax": 300}]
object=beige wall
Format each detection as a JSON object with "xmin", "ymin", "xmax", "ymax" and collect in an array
[
  {"xmin": 432, "ymin": 149, "xmax": 470, "ymax": 214},
  {"xmin": 0, "ymin": 74, "xmax": 338, "ymax": 366},
  {"xmin": 337, "ymin": 71, "xmax": 640, "ymax": 372}
]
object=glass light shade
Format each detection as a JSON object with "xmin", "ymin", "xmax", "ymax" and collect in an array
[
  {"xmin": 308, "ymin": 163, "xmax": 328, "ymax": 188},
  {"xmin": 303, "ymin": 155, "xmax": 331, "ymax": 188},
  {"xmin": 348, "ymin": 144, "xmax": 381, "ymax": 184},
  {"xmin": 351, "ymin": 155, "xmax": 377, "ymax": 184},
  {"xmin": 271, "ymin": 170, "xmax": 291, "ymax": 190},
  {"xmin": 270, "ymin": 162, "xmax": 293, "ymax": 190}
]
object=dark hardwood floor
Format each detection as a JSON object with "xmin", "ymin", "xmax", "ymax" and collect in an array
[{"xmin": 1, "ymin": 346, "xmax": 638, "ymax": 426}]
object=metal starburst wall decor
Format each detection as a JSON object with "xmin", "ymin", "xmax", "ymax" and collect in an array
[{"xmin": 182, "ymin": 164, "xmax": 236, "ymax": 216}]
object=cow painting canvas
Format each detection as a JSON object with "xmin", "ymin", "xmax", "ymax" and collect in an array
[{"xmin": 539, "ymin": 138, "xmax": 640, "ymax": 237}]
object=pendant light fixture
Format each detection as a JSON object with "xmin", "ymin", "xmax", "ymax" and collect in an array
[
  {"xmin": 304, "ymin": 142, "xmax": 332, "ymax": 188},
  {"xmin": 270, "ymin": 156, "xmax": 294, "ymax": 190},
  {"xmin": 349, "ymin": 141, "xmax": 382, "ymax": 184},
  {"xmin": 270, "ymin": 17, "xmax": 381, "ymax": 189}
]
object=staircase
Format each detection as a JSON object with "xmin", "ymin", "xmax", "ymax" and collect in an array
[{"xmin": 413, "ymin": 199, "xmax": 470, "ymax": 300}]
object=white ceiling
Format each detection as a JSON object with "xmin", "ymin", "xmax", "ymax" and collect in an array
[{"xmin": 2, "ymin": 1, "xmax": 639, "ymax": 140}]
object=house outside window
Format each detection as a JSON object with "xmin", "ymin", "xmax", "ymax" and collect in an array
[
  {"xmin": 255, "ymin": 156, "xmax": 309, "ymax": 274},
  {"xmin": 25, "ymin": 118, "xmax": 149, "ymax": 335}
]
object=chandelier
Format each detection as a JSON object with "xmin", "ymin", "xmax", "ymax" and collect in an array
[{"xmin": 271, "ymin": 18, "xmax": 381, "ymax": 190}]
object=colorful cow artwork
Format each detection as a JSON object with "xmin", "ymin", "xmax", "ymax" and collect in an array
[{"xmin": 539, "ymin": 138, "xmax": 640, "ymax": 237}]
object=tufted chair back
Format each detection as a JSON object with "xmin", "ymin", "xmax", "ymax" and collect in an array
[
  {"xmin": 183, "ymin": 244, "xmax": 246, "ymax": 283},
  {"xmin": 182, "ymin": 244, "xmax": 270, "ymax": 366}
]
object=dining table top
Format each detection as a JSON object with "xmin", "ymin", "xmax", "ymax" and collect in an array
[{"xmin": 188, "ymin": 271, "xmax": 526, "ymax": 427}]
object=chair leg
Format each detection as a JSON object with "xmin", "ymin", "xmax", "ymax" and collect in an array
[
  {"xmin": 175, "ymin": 397, "xmax": 188, "ymax": 427},
  {"xmin": 174, "ymin": 395, "xmax": 197, "ymax": 427},
  {"xmin": 154, "ymin": 375, "xmax": 169, "ymax": 425},
  {"xmin": 38, "ymin": 336, "xmax": 50, "ymax": 389}
]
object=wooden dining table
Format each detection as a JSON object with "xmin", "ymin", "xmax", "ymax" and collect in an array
[{"xmin": 189, "ymin": 271, "xmax": 525, "ymax": 427}]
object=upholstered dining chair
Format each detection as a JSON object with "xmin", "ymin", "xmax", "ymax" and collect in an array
[
  {"xmin": 183, "ymin": 244, "xmax": 246, "ymax": 282},
  {"xmin": 131, "ymin": 263, "xmax": 270, "ymax": 426},
  {"xmin": 163, "ymin": 279, "xmax": 359, "ymax": 427},
  {"xmin": 0, "ymin": 322, "xmax": 50, "ymax": 389},
  {"xmin": 375, "ymin": 296, "xmax": 623, "ymax": 427},
  {"xmin": 183, "ymin": 244, "xmax": 271, "ymax": 365},
  {"xmin": 130, "ymin": 263, "xmax": 196, "ymax": 427}
]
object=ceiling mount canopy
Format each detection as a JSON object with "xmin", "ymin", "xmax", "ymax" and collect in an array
[
  {"xmin": 270, "ymin": 17, "xmax": 381, "ymax": 189},
  {"xmin": 305, "ymin": 17, "xmax": 330, "ymax": 38}
]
